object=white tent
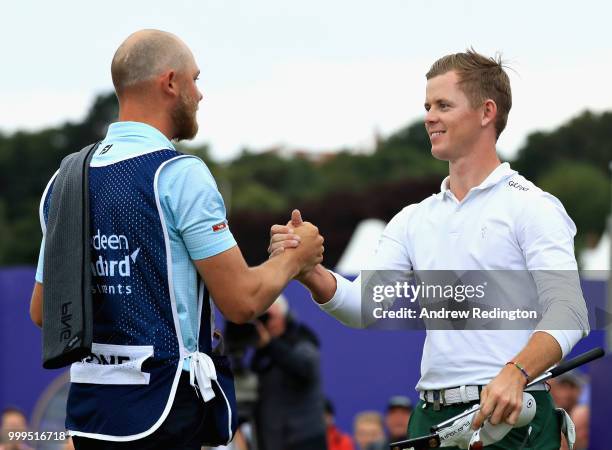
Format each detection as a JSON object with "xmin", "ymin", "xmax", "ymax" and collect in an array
[
  {"xmin": 335, "ymin": 219, "xmax": 387, "ymax": 275},
  {"xmin": 580, "ymin": 231, "xmax": 610, "ymax": 280}
]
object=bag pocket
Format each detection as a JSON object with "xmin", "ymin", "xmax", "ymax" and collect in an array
[{"xmin": 200, "ymin": 354, "xmax": 238, "ymax": 446}]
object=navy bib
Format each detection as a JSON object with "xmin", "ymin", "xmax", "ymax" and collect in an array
[{"xmin": 42, "ymin": 150, "xmax": 235, "ymax": 442}]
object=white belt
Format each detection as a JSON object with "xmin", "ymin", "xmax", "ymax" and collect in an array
[
  {"xmin": 188, "ymin": 351, "xmax": 217, "ymax": 402},
  {"xmin": 420, "ymin": 385, "xmax": 481, "ymax": 405},
  {"xmin": 420, "ymin": 383, "xmax": 547, "ymax": 406}
]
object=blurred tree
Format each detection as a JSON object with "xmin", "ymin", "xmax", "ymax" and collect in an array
[
  {"xmin": 0, "ymin": 200, "xmax": 7, "ymax": 265},
  {"xmin": 231, "ymin": 181, "xmax": 288, "ymax": 212},
  {"xmin": 2, "ymin": 202, "xmax": 41, "ymax": 265},
  {"xmin": 317, "ymin": 151, "xmax": 373, "ymax": 193},
  {"xmin": 513, "ymin": 110, "xmax": 612, "ymax": 181},
  {"xmin": 1, "ymin": 91, "xmax": 610, "ymax": 266},
  {"xmin": 0, "ymin": 92, "xmax": 118, "ymax": 264},
  {"xmin": 371, "ymin": 121, "xmax": 447, "ymax": 181},
  {"xmin": 538, "ymin": 162, "xmax": 610, "ymax": 251},
  {"xmin": 378, "ymin": 120, "xmax": 431, "ymax": 156}
]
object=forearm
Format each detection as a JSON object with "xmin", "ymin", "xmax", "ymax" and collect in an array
[
  {"xmin": 238, "ymin": 253, "xmax": 301, "ymax": 321},
  {"xmin": 249, "ymin": 251, "xmax": 299, "ymax": 315},
  {"xmin": 299, "ymin": 264, "xmax": 337, "ymax": 303},
  {"xmin": 198, "ymin": 246, "xmax": 302, "ymax": 324}
]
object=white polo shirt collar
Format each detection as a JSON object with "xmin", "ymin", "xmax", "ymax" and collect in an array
[{"xmin": 437, "ymin": 162, "xmax": 516, "ymax": 202}]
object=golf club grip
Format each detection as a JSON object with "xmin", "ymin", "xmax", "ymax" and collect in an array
[{"xmin": 549, "ymin": 347, "xmax": 604, "ymax": 378}]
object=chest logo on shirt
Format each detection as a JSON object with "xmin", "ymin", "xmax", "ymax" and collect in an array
[
  {"xmin": 99, "ymin": 144, "xmax": 113, "ymax": 155},
  {"xmin": 212, "ymin": 222, "xmax": 227, "ymax": 232}
]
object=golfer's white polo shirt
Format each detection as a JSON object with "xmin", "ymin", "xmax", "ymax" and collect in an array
[{"xmin": 318, "ymin": 163, "xmax": 588, "ymax": 390}]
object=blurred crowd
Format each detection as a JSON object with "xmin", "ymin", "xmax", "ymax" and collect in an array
[
  {"xmin": 208, "ymin": 297, "xmax": 593, "ymax": 450},
  {"xmin": 0, "ymin": 297, "xmax": 592, "ymax": 450},
  {"xmin": 205, "ymin": 393, "xmax": 413, "ymax": 450},
  {"xmin": 549, "ymin": 371, "xmax": 590, "ymax": 450}
]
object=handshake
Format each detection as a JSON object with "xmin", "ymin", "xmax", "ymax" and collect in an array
[{"xmin": 267, "ymin": 209, "xmax": 324, "ymax": 279}]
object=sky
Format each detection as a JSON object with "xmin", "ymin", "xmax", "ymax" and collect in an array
[{"xmin": 2, "ymin": 0, "xmax": 611, "ymax": 161}]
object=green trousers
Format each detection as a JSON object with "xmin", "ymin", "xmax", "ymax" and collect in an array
[{"xmin": 407, "ymin": 391, "xmax": 560, "ymax": 450}]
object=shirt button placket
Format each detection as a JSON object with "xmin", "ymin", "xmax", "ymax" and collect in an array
[{"xmin": 449, "ymin": 203, "xmax": 461, "ymax": 235}]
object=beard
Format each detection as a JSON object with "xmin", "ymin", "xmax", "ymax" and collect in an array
[{"xmin": 171, "ymin": 91, "xmax": 199, "ymax": 141}]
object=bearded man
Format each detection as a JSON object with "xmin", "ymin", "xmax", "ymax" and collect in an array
[{"xmin": 30, "ymin": 29, "xmax": 324, "ymax": 450}]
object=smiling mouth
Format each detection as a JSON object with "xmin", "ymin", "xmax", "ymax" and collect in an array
[{"xmin": 429, "ymin": 131, "xmax": 446, "ymax": 138}]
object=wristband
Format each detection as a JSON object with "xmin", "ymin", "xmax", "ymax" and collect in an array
[{"xmin": 506, "ymin": 361, "xmax": 530, "ymax": 382}]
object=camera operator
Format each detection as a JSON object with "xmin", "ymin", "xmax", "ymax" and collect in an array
[{"xmin": 251, "ymin": 296, "xmax": 327, "ymax": 450}]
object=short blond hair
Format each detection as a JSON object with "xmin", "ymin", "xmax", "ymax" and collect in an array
[
  {"xmin": 354, "ymin": 411, "xmax": 383, "ymax": 429},
  {"xmin": 426, "ymin": 48, "xmax": 512, "ymax": 139}
]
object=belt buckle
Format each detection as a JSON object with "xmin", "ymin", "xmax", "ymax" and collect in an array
[{"xmin": 433, "ymin": 390, "xmax": 441, "ymax": 411}]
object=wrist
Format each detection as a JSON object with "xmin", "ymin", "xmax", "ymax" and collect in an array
[
  {"xmin": 276, "ymin": 249, "xmax": 303, "ymax": 279},
  {"xmin": 505, "ymin": 361, "xmax": 530, "ymax": 385},
  {"xmin": 297, "ymin": 263, "xmax": 324, "ymax": 285}
]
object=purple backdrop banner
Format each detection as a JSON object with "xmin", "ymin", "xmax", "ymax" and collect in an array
[{"xmin": 0, "ymin": 267, "xmax": 608, "ymax": 445}]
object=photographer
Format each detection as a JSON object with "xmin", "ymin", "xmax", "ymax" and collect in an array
[{"xmin": 251, "ymin": 296, "xmax": 327, "ymax": 450}]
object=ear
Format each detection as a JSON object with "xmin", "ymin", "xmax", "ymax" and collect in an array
[
  {"xmin": 481, "ymin": 99, "xmax": 497, "ymax": 128},
  {"xmin": 160, "ymin": 70, "xmax": 179, "ymax": 98}
]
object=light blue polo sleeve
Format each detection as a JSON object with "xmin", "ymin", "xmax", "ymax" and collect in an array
[
  {"xmin": 35, "ymin": 238, "xmax": 45, "ymax": 283},
  {"xmin": 158, "ymin": 157, "xmax": 237, "ymax": 260}
]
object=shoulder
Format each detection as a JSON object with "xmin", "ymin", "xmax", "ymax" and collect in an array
[
  {"xmin": 504, "ymin": 172, "xmax": 576, "ymax": 235},
  {"xmin": 159, "ymin": 155, "xmax": 214, "ymax": 181},
  {"xmin": 385, "ymin": 195, "xmax": 437, "ymax": 236},
  {"xmin": 499, "ymin": 172, "xmax": 540, "ymax": 199},
  {"xmin": 386, "ymin": 203, "xmax": 421, "ymax": 228},
  {"xmin": 510, "ymin": 172, "xmax": 568, "ymax": 212},
  {"xmin": 498, "ymin": 172, "xmax": 561, "ymax": 207},
  {"xmin": 157, "ymin": 155, "xmax": 219, "ymax": 193}
]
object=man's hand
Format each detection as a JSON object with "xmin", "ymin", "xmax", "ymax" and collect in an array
[
  {"xmin": 268, "ymin": 209, "xmax": 337, "ymax": 303},
  {"xmin": 268, "ymin": 209, "xmax": 306, "ymax": 258},
  {"xmin": 289, "ymin": 212, "xmax": 324, "ymax": 275},
  {"xmin": 472, "ymin": 364, "xmax": 527, "ymax": 429},
  {"xmin": 269, "ymin": 210, "xmax": 323, "ymax": 278},
  {"xmin": 472, "ymin": 332, "xmax": 563, "ymax": 430}
]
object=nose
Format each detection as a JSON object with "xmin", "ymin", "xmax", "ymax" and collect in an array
[
  {"xmin": 424, "ymin": 109, "xmax": 438, "ymax": 126},
  {"xmin": 198, "ymin": 89, "xmax": 204, "ymax": 102}
]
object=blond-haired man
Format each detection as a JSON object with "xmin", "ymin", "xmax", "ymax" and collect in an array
[
  {"xmin": 270, "ymin": 49, "xmax": 589, "ymax": 449},
  {"xmin": 353, "ymin": 411, "xmax": 385, "ymax": 450}
]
